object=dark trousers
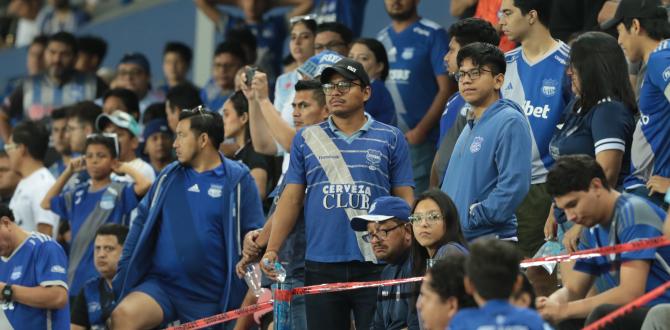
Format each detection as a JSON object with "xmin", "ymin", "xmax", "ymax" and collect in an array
[
  {"xmin": 305, "ymin": 261, "xmax": 384, "ymax": 330},
  {"xmin": 557, "ymin": 304, "xmax": 651, "ymax": 330}
]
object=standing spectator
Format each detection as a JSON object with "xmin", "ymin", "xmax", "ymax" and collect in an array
[
  {"xmin": 71, "ymin": 224, "xmax": 128, "ymax": 330},
  {"xmin": 499, "ymin": 0, "xmax": 572, "ymax": 290},
  {"xmin": 378, "ymin": 0, "xmax": 451, "ymax": 194},
  {"xmin": 350, "ymin": 196, "xmax": 419, "ymax": 330},
  {"xmin": 0, "ymin": 205, "xmax": 70, "ymax": 329},
  {"xmin": 75, "ymin": 35, "xmax": 107, "ymax": 75},
  {"xmin": 114, "ymin": 52, "xmax": 165, "ymax": 115},
  {"xmin": 102, "ymin": 88, "xmax": 141, "ymax": 121},
  {"xmin": 312, "ymin": 0, "xmax": 368, "ymax": 37},
  {"xmin": 6, "ymin": 0, "xmax": 42, "ymax": 47},
  {"xmin": 165, "ymin": 83, "xmax": 202, "ymax": 133},
  {"xmin": 200, "ymin": 41, "xmax": 245, "ymax": 112},
  {"xmin": 440, "ymin": 42, "xmax": 532, "ymax": 242},
  {"xmin": 49, "ymin": 107, "xmax": 72, "ymax": 178},
  {"xmin": 261, "ymin": 58, "xmax": 415, "ymax": 330},
  {"xmin": 159, "ymin": 41, "xmax": 194, "ymax": 95},
  {"xmin": 0, "ymin": 32, "xmax": 107, "ymax": 142},
  {"xmin": 142, "ymin": 119, "xmax": 174, "ymax": 174},
  {"xmin": 315, "ymin": 22, "xmax": 353, "ymax": 55},
  {"xmin": 110, "ymin": 109, "xmax": 264, "ymax": 328},
  {"xmin": 6, "ymin": 121, "xmax": 58, "ymax": 237},
  {"xmin": 349, "ymin": 38, "xmax": 397, "ymax": 126},
  {"xmin": 36, "ymin": 0, "xmax": 89, "ymax": 35},
  {"xmin": 1, "ymin": 35, "xmax": 47, "ymax": 101},
  {"xmin": 0, "ymin": 151, "xmax": 20, "ymax": 208}
]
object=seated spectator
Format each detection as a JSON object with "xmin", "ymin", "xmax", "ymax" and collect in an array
[
  {"xmin": 6, "ymin": 0, "xmax": 42, "ymax": 47},
  {"xmin": 311, "ymin": 0, "xmax": 368, "ymax": 37},
  {"xmin": 6, "ymin": 121, "xmax": 58, "ymax": 237},
  {"xmin": 0, "ymin": 32, "xmax": 107, "ymax": 141},
  {"xmin": 102, "ymin": 88, "xmax": 141, "ymax": 121},
  {"xmin": 1, "ymin": 35, "xmax": 47, "ymax": 101},
  {"xmin": 48, "ymin": 107, "xmax": 72, "ymax": 177},
  {"xmin": 75, "ymin": 35, "xmax": 107, "ymax": 75},
  {"xmin": 348, "ymin": 38, "xmax": 397, "ymax": 126},
  {"xmin": 96, "ymin": 111, "xmax": 156, "ymax": 183},
  {"xmin": 350, "ymin": 196, "xmax": 419, "ymax": 329},
  {"xmin": 416, "ymin": 254, "xmax": 475, "ymax": 330},
  {"xmin": 35, "ymin": 0, "xmax": 89, "ymax": 35},
  {"xmin": 41, "ymin": 134, "xmax": 149, "ymax": 297},
  {"xmin": 200, "ymin": 41, "xmax": 245, "ymax": 112},
  {"xmin": 142, "ymin": 119, "xmax": 174, "ymax": 174},
  {"xmin": 113, "ymin": 52, "xmax": 165, "ymax": 115},
  {"xmin": 537, "ymin": 155, "xmax": 669, "ymax": 329},
  {"xmin": 165, "ymin": 83, "xmax": 202, "ymax": 133},
  {"xmin": 0, "ymin": 151, "xmax": 20, "ymax": 208},
  {"xmin": 315, "ymin": 21, "xmax": 352, "ymax": 55},
  {"xmin": 159, "ymin": 41, "xmax": 194, "ymax": 95},
  {"xmin": 70, "ymin": 224, "xmax": 129, "ymax": 330},
  {"xmin": 223, "ymin": 91, "xmax": 273, "ymax": 199}
]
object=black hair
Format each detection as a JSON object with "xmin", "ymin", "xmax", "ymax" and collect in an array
[
  {"xmin": 31, "ymin": 35, "xmax": 49, "ymax": 48},
  {"xmin": 142, "ymin": 102, "xmax": 167, "ymax": 124},
  {"xmin": 295, "ymin": 79, "xmax": 326, "ymax": 107},
  {"xmin": 427, "ymin": 254, "xmax": 476, "ymax": 308},
  {"xmin": 225, "ymin": 28, "xmax": 257, "ymax": 65},
  {"xmin": 48, "ymin": 31, "xmax": 78, "ymax": 54},
  {"xmin": 166, "ymin": 83, "xmax": 202, "ymax": 112},
  {"xmin": 85, "ymin": 134, "xmax": 118, "ymax": 159},
  {"xmin": 214, "ymin": 41, "xmax": 247, "ymax": 63},
  {"xmin": 291, "ymin": 18, "xmax": 317, "ymax": 34},
  {"xmin": 546, "ymin": 154, "xmax": 610, "ymax": 197},
  {"xmin": 466, "ymin": 238, "xmax": 522, "ymax": 300},
  {"xmin": 0, "ymin": 204, "xmax": 15, "ymax": 222},
  {"xmin": 103, "ymin": 88, "xmax": 140, "ymax": 120},
  {"xmin": 228, "ymin": 91, "xmax": 251, "ymax": 141},
  {"xmin": 512, "ymin": 272, "xmax": 536, "ymax": 309},
  {"xmin": 178, "ymin": 108, "xmax": 225, "ymax": 149},
  {"xmin": 317, "ymin": 22, "xmax": 354, "ymax": 45},
  {"xmin": 51, "ymin": 106, "xmax": 69, "ymax": 121},
  {"xmin": 351, "ymin": 38, "xmax": 390, "ymax": 81},
  {"xmin": 163, "ymin": 41, "xmax": 193, "ymax": 66},
  {"xmin": 513, "ymin": 0, "xmax": 553, "ymax": 28},
  {"xmin": 622, "ymin": 7, "xmax": 670, "ymax": 41},
  {"xmin": 569, "ymin": 32, "xmax": 638, "ymax": 115},
  {"xmin": 448, "ymin": 17, "xmax": 501, "ymax": 48},
  {"xmin": 456, "ymin": 42, "xmax": 506, "ymax": 75},
  {"xmin": 11, "ymin": 120, "xmax": 50, "ymax": 161},
  {"xmin": 68, "ymin": 100, "xmax": 103, "ymax": 128},
  {"xmin": 77, "ymin": 35, "xmax": 108, "ymax": 64},
  {"xmin": 96, "ymin": 223, "xmax": 129, "ymax": 245}
]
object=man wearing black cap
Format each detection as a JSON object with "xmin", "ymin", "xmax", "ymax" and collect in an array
[{"xmin": 261, "ymin": 57, "xmax": 415, "ymax": 330}]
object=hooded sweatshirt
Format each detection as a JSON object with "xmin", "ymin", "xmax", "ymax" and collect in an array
[{"xmin": 441, "ymin": 99, "xmax": 531, "ymax": 241}]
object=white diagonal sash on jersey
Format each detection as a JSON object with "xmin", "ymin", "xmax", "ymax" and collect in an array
[
  {"xmin": 0, "ymin": 306, "xmax": 15, "ymax": 330},
  {"xmin": 302, "ymin": 126, "xmax": 377, "ymax": 263}
]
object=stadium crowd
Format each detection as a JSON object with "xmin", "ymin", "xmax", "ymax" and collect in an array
[{"xmin": 1, "ymin": 0, "xmax": 670, "ymax": 329}]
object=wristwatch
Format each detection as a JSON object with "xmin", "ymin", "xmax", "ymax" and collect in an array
[{"xmin": 2, "ymin": 284, "xmax": 12, "ymax": 302}]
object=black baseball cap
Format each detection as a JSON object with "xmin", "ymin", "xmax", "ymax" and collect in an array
[
  {"xmin": 601, "ymin": 0, "xmax": 664, "ymax": 30},
  {"xmin": 320, "ymin": 58, "xmax": 370, "ymax": 87}
]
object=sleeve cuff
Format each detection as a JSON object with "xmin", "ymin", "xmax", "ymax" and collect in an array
[{"xmin": 40, "ymin": 280, "xmax": 68, "ymax": 290}]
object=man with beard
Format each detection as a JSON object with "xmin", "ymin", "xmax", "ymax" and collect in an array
[{"xmin": 0, "ymin": 32, "xmax": 107, "ymax": 141}]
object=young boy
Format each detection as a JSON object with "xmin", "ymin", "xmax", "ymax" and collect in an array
[
  {"xmin": 449, "ymin": 238, "xmax": 547, "ymax": 329},
  {"xmin": 41, "ymin": 134, "xmax": 151, "ymax": 298}
]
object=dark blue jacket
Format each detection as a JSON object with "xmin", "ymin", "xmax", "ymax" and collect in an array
[{"xmin": 372, "ymin": 252, "xmax": 420, "ymax": 330}]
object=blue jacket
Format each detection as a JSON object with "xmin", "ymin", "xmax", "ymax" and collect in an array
[
  {"xmin": 441, "ymin": 99, "xmax": 532, "ymax": 241},
  {"xmin": 372, "ymin": 252, "xmax": 419, "ymax": 330},
  {"xmin": 113, "ymin": 158, "xmax": 264, "ymax": 312}
]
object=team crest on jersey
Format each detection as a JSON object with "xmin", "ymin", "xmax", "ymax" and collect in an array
[
  {"xmin": 10, "ymin": 266, "xmax": 22, "ymax": 280},
  {"xmin": 208, "ymin": 184, "xmax": 223, "ymax": 198},
  {"xmin": 100, "ymin": 194, "xmax": 115, "ymax": 210},
  {"xmin": 401, "ymin": 48, "xmax": 415, "ymax": 60},
  {"xmin": 541, "ymin": 79, "xmax": 558, "ymax": 97},
  {"xmin": 366, "ymin": 149, "xmax": 382, "ymax": 170},
  {"xmin": 51, "ymin": 265, "xmax": 66, "ymax": 274},
  {"xmin": 663, "ymin": 66, "xmax": 670, "ymax": 81},
  {"xmin": 88, "ymin": 301, "xmax": 101, "ymax": 313},
  {"xmin": 470, "ymin": 136, "xmax": 484, "ymax": 153}
]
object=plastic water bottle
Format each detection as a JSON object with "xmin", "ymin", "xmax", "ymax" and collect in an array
[
  {"xmin": 275, "ymin": 262, "xmax": 287, "ymax": 283},
  {"xmin": 272, "ymin": 262, "xmax": 291, "ymax": 330}
]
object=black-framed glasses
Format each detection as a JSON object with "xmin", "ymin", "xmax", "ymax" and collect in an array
[
  {"xmin": 86, "ymin": 133, "xmax": 120, "ymax": 157},
  {"xmin": 314, "ymin": 41, "xmax": 347, "ymax": 52},
  {"xmin": 322, "ymin": 81, "xmax": 362, "ymax": 95},
  {"xmin": 409, "ymin": 211, "xmax": 442, "ymax": 226},
  {"xmin": 362, "ymin": 223, "xmax": 406, "ymax": 243},
  {"xmin": 454, "ymin": 67, "xmax": 494, "ymax": 82}
]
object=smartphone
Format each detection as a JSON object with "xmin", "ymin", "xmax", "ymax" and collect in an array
[{"xmin": 246, "ymin": 67, "xmax": 256, "ymax": 87}]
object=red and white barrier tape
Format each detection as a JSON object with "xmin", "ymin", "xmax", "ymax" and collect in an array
[
  {"xmin": 583, "ymin": 280, "xmax": 670, "ymax": 330},
  {"xmin": 165, "ymin": 301, "xmax": 273, "ymax": 330},
  {"xmin": 520, "ymin": 237, "xmax": 670, "ymax": 268}
]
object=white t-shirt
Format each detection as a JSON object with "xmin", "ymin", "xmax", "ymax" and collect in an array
[
  {"xmin": 111, "ymin": 158, "xmax": 156, "ymax": 183},
  {"xmin": 9, "ymin": 167, "xmax": 58, "ymax": 236}
]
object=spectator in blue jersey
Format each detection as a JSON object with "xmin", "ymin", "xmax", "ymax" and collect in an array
[
  {"xmin": 41, "ymin": 134, "xmax": 151, "ymax": 297},
  {"xmin": 165, "ymin": 83, "xmax": 202, "ymax": 133},
  {"xmin": 440, "ymin": 42, "xmax": 532, "ymax": 242},
  {"xmin": 194, "ymin": 0, "xmax": 312, "ymax": 83},
  {"xmin": 75, "ymin": 35, "xmax": 107, "ymax": 75},
  {"xmin": 102, "ymin": 88, "xmax": 140, "ymax": 121},
  {"xmin": 35, "ymin": 0, "xmax": 89, "ymax": 35},
  {"xmin": 350, "ymin": 196, "xmax": 419, "ymax": 330},
  {"xmin": 430, "ymin": 17, "xmax": 500, "ymax": 188},
  {"xmin": 110, "ymin": 108, "xmax": 265, "ymax": 328},
  {"xmin": 315, "ymin": 22, "xmax": 353, "ymax": 55},
  {"xmin": 143, "ymin": 119, "xmax": 174, "ymax": 174},
  {"xmin": 0, "ymin": 204, "xmax": 70, "ymax": 329},
  {"xmin": 114, "ymin": 52, "xmax": 165, "ymax": 116},
  {"xmin": 159, "ymin": 42, "xmax": 194, "ymax": 96},
  {"xmin": 416, "ymin": 254, "xmax": 475, "ymax": 330},
  {"xmin": 261, "ymin": 58, "xmax": 415, "ymax": 330},
  {"xmin": 49, "ymin": 107, "xmax": 72, "ymax": 178},
  {"xmin": 0, "ymin": 32, "xmax": 107, "ymax": 142},
  {"xmin": 70, "ymin": 224, "xmax": 128, "ymax": 330},
  {"xmin": 450, "ymin": 238, "xmax": 547, "ymax": 330},
  {"xmin": 538, "ymin": 155, "xmax": 670, "ymax": 329},
  {"xmin": 378, "ymin": 0, "xmax": 451, "ymax": 194},
  {"xmin": 604, "ymin": 0, "xmax": 670, "ymax": 208},
  {"xmin": 0, "ymin": 152, "xmax": 20, "ymax": 208},
  {"xmin": 499, "ymin": 0, "xmax": 573, "ymax": 296},
  {"xmin": 312, "ymin": 0, "xmax": 368, "ymax": 37},
  {"xmin": 200, "ymin": 41, "xmax": 246, "ymax": 112},
  {"xmin": 349, "ymin": 38, "xmax": 397, "ymax": 126}
]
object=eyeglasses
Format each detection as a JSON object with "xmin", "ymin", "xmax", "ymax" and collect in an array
[
  {"xmin": 454, "ymin": 67, "xmax": 494, "ymax": 82},
  {"xmin": 315, "ymin": 41, "xmax": 347, "ymax": 52},
  {"xmin": 362, "ymin": 223, "xmax": 406, "ymax": 243},
  {"xmin": 409, "ymin": 211, "xmax": 443, "ymax": 226},
  {"xmin": 289, "ymin": 14, "xmax": 318, "ymax": 25},
  {"xmin": 86, "ymin": 133, "xmax": 120, "ymax": 157},
  {"xmin": 322, "ymin": 81, "xmax": 362, "ymax": 95}
]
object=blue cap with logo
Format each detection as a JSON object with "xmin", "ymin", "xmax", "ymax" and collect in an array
[
  {"xmin": 350, "ymin": 196, "xmax": 411, "ymax": 231},
  {"xmin": 297, "ymin": 50, "xmax": 344, "ymax": 79}
]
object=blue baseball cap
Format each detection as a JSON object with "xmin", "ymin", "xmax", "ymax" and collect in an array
[
  {"xmin": 119, "ymin": 52, "xmax": 151, "ymax": 74},
  {"xmin": 351, "ymin": 196, "xmax": 411, "ymax": 231},
  {"xmin": 142, "ymin": 118, "xmax": 172, "ymax": 142},
  {"xmin": 297, "ymin": 50, "xmax": 344, "ymax": 79}
]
